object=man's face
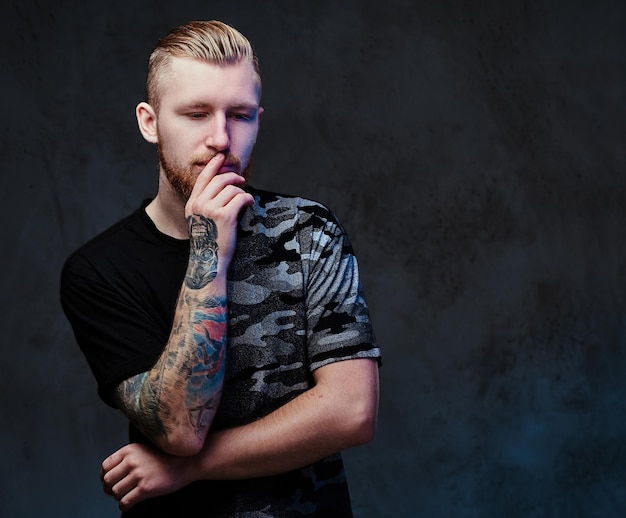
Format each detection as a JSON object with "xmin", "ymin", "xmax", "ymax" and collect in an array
[{"xmin": 154, "ymin": 57, "xmax": 262, "ymax": 198}]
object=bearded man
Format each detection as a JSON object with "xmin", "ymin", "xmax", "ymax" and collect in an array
[{"xmin": 61, "ymin": 20, "xmax": 380, "ymax": 517}]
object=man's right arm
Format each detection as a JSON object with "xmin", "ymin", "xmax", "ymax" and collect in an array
[
  {"xmin": 102, "ymin": 357, "xmax": 379, "ymax": 511},
  {"xmin": 113, "ymin": 255, "xmax": 228, "ymax": 456},
  {"xmin": 113, "ymin": 154, "xmax": 253, "ymax": 456}
]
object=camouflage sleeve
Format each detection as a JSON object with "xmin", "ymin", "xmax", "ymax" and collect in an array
[{"xmin": 301, "ymin": 204, "xmax": 381, "ymax": 370}]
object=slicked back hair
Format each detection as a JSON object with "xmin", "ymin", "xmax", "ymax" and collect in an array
[{"xmin": 146, "ymin": 20, "xmax": 261, "ymax": 111}]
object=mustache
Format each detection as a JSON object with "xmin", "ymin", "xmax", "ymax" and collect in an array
[{"xmin": 192, "ymin": 150, "xmax": 242, "ymax": 169}]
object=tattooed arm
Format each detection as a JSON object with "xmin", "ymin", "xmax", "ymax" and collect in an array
[
  {"xmin": 113, "ymin": 153, "xmax": 254, "ymax": 456},
  {"xmin": 102, "ymin": 358, "xmax": 379, "ymax": 511}
]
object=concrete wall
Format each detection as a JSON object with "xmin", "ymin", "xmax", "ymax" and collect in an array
[{"xmin": 2, "ymin": 0, "xmax": 625, "ymax": 516}]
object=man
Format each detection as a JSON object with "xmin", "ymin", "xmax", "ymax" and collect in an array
[{"xmin": 61, "ymin": 20, "xmax": 380, "ymax": 516}]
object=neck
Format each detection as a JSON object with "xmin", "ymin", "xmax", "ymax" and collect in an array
[{"xmin": 145, "ymin": 174, "xmax": 189, "ymax": 239}]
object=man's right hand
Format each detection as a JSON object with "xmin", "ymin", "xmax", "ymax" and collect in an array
[
  {"xmin": 113, "ymin": 152, "xmax": 252, "ymax": 457},
  {"xmin": 185, "ymin": 152, "xmax": 254, "ymax": 274}
]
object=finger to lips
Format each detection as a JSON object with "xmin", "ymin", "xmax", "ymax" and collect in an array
[{"xmin": 190, "ymin": 153, "xmax": 225, "ymax": 195}]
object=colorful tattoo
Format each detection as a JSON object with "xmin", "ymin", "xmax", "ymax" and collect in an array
[
  {"xmin": 186, "ymin": 299, "xmax": 227, "ymax": 433},
  {"xmin": 115, "ymin": 216, "xmax": 228, "ymax": 443}
]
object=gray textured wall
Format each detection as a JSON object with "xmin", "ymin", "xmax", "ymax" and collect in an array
[{"xmin": 2, "ymin": 1, "xmax": 626, "ymax": 516}]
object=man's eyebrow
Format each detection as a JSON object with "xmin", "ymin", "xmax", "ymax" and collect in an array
[
  {"xmin": 183, "ymin": 101, "xmax": 211, "ymax": 109},
  {"xmin": 231, "ymin": 103, "xmax": 259, "ymax": 109},
  {"xmin": 226, "ymin": 102, "xmax": 260, "ymax": 112},
  {"xmin": 182, "ymin": 101, "xmax": 259, "ymax": 110}
]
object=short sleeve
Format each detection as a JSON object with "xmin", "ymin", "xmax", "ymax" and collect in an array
[
  {"xmin": 300, "ymin": 205, "xmax": 381, "ymax": 370},
  {"xmin": 60, "ymin": 253, "xmax": 166, "ymax": 407}
]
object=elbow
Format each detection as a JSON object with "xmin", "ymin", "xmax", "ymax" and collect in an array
[
  {"xmin": 143, "ymin": 395, "xmax": 220, "ymax": 456},
  {"xmin": 167, "ymin": 441, "xmax": 204, "ymax": 457},
  {"xmin": 351, "ymin": 408, "xmax": 377, "ymax": 446},
  {"xmin": 156, "ymin": 429, "xmax": 206, "ymax": 457},
  {"xmin": 342, "ymin": 398, "xmax": 378, "ymax": 447}
]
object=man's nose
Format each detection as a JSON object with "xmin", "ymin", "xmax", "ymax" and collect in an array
[{"xmin": 205, "ymin": 114, "xmax": 230, "ymax": 151}]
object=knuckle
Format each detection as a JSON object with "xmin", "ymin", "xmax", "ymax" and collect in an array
[{"xmin": 137, "ymin": 479, "xmax": 153, "ymax": 493}]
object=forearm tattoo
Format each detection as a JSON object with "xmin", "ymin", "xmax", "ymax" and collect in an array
[
  {"xmin": 116, "ymin": 372, "xmax": 167, "ymax": 438},
  {"xmin": 186, "ymin": 214, "xmax": 219, "ymax": 289},
  {"xmin": 184, "ymin": 296, "xmax": 227, "ymax": 433},
  {"xmin": 117, "ymin": 295, "xmax": 228, "ymax": 443},
  {"xmin": 115, "ymin": 216, "xmax": 228, "ymax": 444}
]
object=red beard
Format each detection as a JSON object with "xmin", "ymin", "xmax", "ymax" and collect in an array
[{"xmin": 158, "ymin": 146, "xmax": 250, "ymax": 199}]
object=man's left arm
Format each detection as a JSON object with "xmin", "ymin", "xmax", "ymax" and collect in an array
[{"xmin": 101, "ymin": 357, "xmax": 379, "ymax": 511}]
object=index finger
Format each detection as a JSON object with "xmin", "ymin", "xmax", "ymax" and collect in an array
[{"xmin": 189, "ymin": 153, "xmax": 225, "ymax": 200}]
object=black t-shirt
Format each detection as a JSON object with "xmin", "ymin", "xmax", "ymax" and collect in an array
[{"xmin": 61, "ymin": 187, "xmax": 380, "ymax": 516}]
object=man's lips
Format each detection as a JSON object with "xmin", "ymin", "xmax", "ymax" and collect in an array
[{"xmin": 218, "ymin": 164, "xmax": 239, "ymax": 174}]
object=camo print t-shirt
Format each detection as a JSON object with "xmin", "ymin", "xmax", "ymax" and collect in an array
[{"xmin": 61, "ymin": 186, "xmax": 380, "ymax": 517}]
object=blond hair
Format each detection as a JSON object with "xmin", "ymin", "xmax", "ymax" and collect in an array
[{"xmin": 146, "ymin": 20, "xmax": 260, "ymax": 110}]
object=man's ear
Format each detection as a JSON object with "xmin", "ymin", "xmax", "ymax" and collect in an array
[{"xmin": 136, "ymin": 102, "xmax": 158, "ymax": 143}]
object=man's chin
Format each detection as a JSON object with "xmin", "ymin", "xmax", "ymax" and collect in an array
[{"xmin": 167, "ymin": 177, "xmax": 194, "ymax": 201}]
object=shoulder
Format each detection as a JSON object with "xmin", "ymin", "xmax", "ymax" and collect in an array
[
  {"xmin": 61, "ymin": 201, "xmax": 156, "ymax": 282},
  {"xmin": 250, "ymin": 186, "xmax": 333, "ymax": 211},
  {"xmin": 64, "ymin": 209, "xmax": 136, "ymax": 260},
  {"xmin": 246, "ymin": 186, "xmax": 343, "ymax": 231}
]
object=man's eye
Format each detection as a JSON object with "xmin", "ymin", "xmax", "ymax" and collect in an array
[
  {"xmin": 230, "ymin": 113, "xmax": 252, "ymax": 121},
  {"xmin": 189, "ymin": 113, "xmax": 206, "ymax": 119}
]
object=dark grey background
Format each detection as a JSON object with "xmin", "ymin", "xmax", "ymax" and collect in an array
[{"xmin": 2, "ymin": 0, "xmax": 626, "ymax": 516}]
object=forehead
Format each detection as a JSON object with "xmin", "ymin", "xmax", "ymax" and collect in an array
[{"xmin": 158, "ymin": 57, "xmax": 261, "ymax": 107}]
